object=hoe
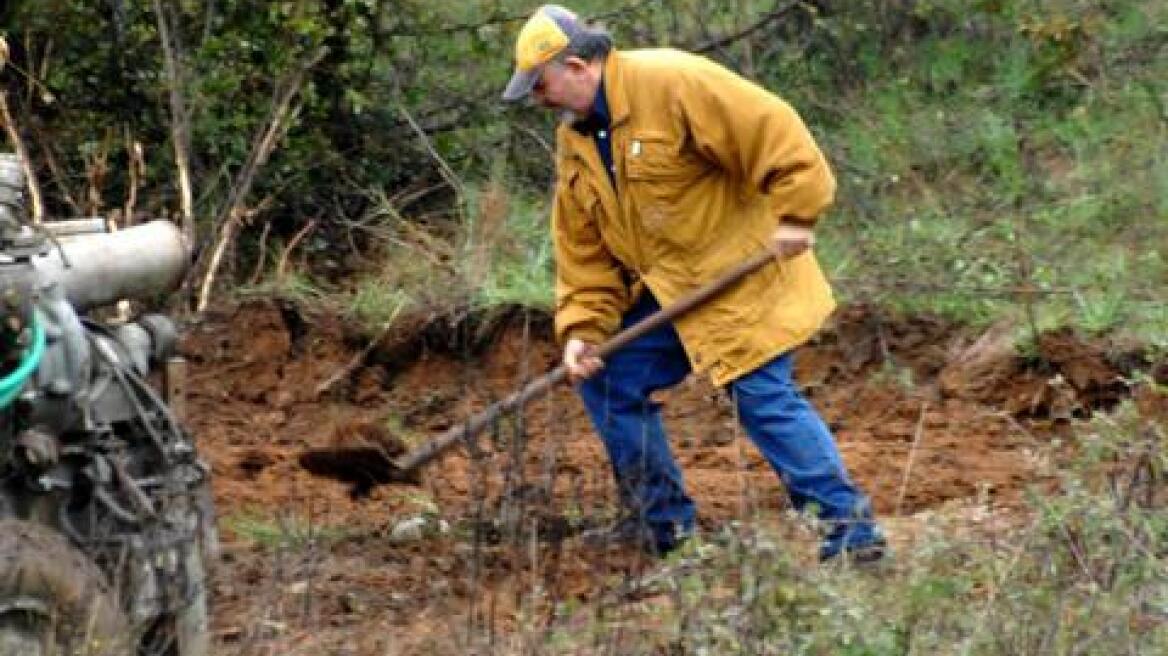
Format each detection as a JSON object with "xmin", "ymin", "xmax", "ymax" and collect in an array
[{"xmin": 300, "ymin": 250, "xmax": 776, "ymax": 493}]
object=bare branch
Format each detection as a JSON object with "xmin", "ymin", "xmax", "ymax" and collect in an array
[
  {"xmin": 395, "ymin": 100, "xmax": 465, "ymax": 198},
  {"xmin": 693, "ymin": 1, "xmax": 801, "ymax": 54},
  {"xmin": 121, "ymin": 133, "xmax": 144, "ymax": 228},
  {"xmin": 276, "ymin": 219, "xmax": 317, "ymax": 280},
  {"xmin": 194, "ymin": 46, "xmax": 327, "ymax": 314},
  {"xmin": 0, "ymin": 91, "xmax": 45, "ymax": 223},
  {"xmin": 29, "ymin": 124, "xmax": 82, "ymax": 215},
  {"xmin": 247, "ymin": 220, "xmax": 272, "ymax": 286},
  {"xmin": 313, "ymin": 303, "xmax": 405, "ymax": 399},
  {"xmin": 153, "ymin": 0, "xmax": 194, "ymax": 238}
]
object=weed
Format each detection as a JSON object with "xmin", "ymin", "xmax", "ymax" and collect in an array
[
  {"xmin": 347, "ymin": 280, "xmax": 411, "ymax": 335},
  {"xmin": 223, "ymin": 511, "xmax": 351, "ymax": 551},
  {"xmin": 236, "ymin": 271, "xmax": 327, "ymax": 307}
]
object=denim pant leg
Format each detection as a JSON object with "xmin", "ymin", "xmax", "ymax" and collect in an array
[
  {"xmin": 729, "ymin": 352, "xmax": 881, "ymax": 547},
  {"xmin": 577, "ymin": 293, "xmax": 695, "ymax": 543}
]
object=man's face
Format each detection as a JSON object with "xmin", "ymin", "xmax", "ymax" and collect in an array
[{"xmin": 531, "ymin": 57, "xmax": 596, "ymax": 117}]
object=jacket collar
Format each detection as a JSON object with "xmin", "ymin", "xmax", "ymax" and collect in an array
[
  {"xmin": 566, "ymin": 51, "xmax": 630, "ymax": 133},
  {"xmin": 570, "ymin": 77, "xmax": 610, "ymax": 135},
  {"xmin": 602, "ymin": 50, "xmax": 631, "ymax": 128},
  {"xmin": 559, "ymin": 51, "xmax": 630, "ymax": 155}
]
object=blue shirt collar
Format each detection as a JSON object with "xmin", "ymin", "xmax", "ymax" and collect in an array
[
  {"xmin": 592, "ymin": 78, "xmax": 610, "ymax": 126},
  {"xmin": 571, "ymin": 78, "xmax": 610, "ymax": 135}
]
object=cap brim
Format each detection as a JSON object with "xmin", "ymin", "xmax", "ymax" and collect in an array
[{"xmin": 502, "ymin": 67, "xmax": 540, "ymax": 101}]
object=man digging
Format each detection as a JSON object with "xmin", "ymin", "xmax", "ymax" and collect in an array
[{"xmin": 502, "ymin": 4, "xmax": 887, "ymax": 563}]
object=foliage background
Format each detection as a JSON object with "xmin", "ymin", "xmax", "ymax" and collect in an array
[{"xmin": 0, "ymin": 0, "xmax": 1164, "ymax": 334}]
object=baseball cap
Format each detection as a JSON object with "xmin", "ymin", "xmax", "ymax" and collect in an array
[{"xmin": 502, "ymin": 5, "xmax": 584, "ymax": 101}]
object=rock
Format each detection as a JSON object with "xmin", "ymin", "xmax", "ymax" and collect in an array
[
  {"xmin": 259, "ymin": 619, "xmax": 286, "ymax": 638},
  {"xmin": 339, "ymin": 591, "xmax": 365, "ymax": 614},
  {"xmin": 389, "ymin": 516, "xmax": 429, "ymax": 543}
]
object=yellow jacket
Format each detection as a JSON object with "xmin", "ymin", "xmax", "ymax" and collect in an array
[{"xmin": 552, "ymin": 48, "xmax": 837, "ymax": 386}]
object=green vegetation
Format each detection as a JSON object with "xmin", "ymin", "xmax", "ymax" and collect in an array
[
  {"xmin": 2, "ymin": 0, "xmax": 1163, "ymax": 342},
  {"xmin": 813, "ymin": 1, "xmax": 1167, "ymax": 344},
  {"xmin": 224, "ymin": 510, "xmax": 353, "ymax": 551}
]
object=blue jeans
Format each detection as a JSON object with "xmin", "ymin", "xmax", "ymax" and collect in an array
[{"xmin": 578, "ymin": 291, "xmax": 883, "ymax": 556}]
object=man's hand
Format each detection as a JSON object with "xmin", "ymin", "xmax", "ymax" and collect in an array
[
  {"xmin": 770, "ymin": 221, "xmax": 816, "ymax": 260},
  {"xmin": 563, "ymin": 338, "xmax": 604, "ymax": 383}
]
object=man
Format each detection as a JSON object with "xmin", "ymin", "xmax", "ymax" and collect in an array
[{"xmin": 502, "ymin": 5, "xmax": 886, "ymax": 562}]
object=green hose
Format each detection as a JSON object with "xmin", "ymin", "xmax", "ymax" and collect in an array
[{"xmin": 0, "ymin": 310, "xmax": 45, "ymax": 408}]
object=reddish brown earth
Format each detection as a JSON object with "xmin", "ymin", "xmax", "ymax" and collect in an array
[{"xmin": 180, "ymin": 300, "xmax": 1153, "ymax": 655}]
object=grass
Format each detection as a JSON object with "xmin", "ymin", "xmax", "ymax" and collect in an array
[
  {"xmin": 236, "ymin": 271, "xmax": 329, "ymax": 307},
  {"xmin": 457, "ymin": 179, "xmax": 555, "ymax": 311},
  {"xmin": 240, "ymin": 177, "xmax": 555, "ymax": 340},
  {"xmin": 347, "ymin": 281, "xmax": 412, "ymax": 332},
  {"xmin": 223, "ymin": 510, "xmax": 353, "ymax": 551},
  {"xmin": 812, "ymin": 0, "xmax": 1167, "ymax": 345}
]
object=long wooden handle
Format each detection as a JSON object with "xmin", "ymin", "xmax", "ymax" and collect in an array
[{"xmin": 393, "ymin": 250, "xmax": 775, "ymax": 473}]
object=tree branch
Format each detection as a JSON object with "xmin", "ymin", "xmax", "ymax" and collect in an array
[
  {"xmin": 0, "ymin": 91, "xmax": 44, "ymax": 224},
  {"xmin": 153, "ymin": 0, "xmax": 194, "ymax": 239},
  {"xmin": 693, "ymin": 1, "xmax": 801, "ymax": 54},
  {"xmin": 194, "ymin": 46, "xmax": 327, "ymax": 314}
]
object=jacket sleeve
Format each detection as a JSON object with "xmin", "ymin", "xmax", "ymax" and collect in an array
[
  {"xmin": 672, "ymin": 57, "xmax": 836, "ymax": 224},
  {"xmin": 551, "ymin": 175, "xmax": 629, "ymax": 347}
]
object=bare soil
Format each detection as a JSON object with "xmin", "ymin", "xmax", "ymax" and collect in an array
[{"xmin": 180, "ymin": 300, "xmax": 1156, "ymax": 655}]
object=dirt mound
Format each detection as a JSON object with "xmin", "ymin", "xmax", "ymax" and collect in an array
[
  {"xmin": 180, "ymin": 299, "xmax": 1156, "ymax": 654},
  {"xmin": 182, "ymin": 299, "xmax": 1150, "ymax": 521},
  {"xmin": 940, "ymin": 325, "xmax": 1134, "ymax": 419}
]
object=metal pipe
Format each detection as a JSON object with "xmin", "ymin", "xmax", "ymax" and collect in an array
[
  {"xmin": 31, "ymin": 220, "xmax": 190, "ymax": 311},
  {"xmin": 42, "ymin": 218, "xmax": 109, "ymax": 238}
]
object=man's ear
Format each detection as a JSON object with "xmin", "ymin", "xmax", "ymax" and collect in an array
[{"xmin": 562, "ymin": 55, "xmax": 589, "ymax": 73}]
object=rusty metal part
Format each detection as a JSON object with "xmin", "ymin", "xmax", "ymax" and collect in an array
[
  {"xmin": 164, "ymin": 356, "xmax": 188, "ymax": 423},
  {"xmin": 15, "ymin": 427, "xmax": 59, "ymax": 469}
]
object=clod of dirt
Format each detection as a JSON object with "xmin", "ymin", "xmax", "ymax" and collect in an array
[
  {"xmin": 236, "ymin": 449, "xmax": 276, "ymax": 479},
  {"xmin": 940, "ymin": 326, "xmax": 1131, "ymax": 419},
  {"xmin": 297, "ymin": 420, "xmax": 419, "ymax": 496}
]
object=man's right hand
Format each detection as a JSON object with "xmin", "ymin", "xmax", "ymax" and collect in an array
[{"xmin": 563, "ymin": 338, "xmax": 604, "ymax": 384}]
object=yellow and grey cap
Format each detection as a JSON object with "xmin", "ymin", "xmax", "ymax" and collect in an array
[{"xmin": 502, "ymin": 5, "xmax": 583, "ymax": 101}]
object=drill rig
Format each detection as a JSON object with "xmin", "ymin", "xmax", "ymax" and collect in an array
[{"xmin": 0, "ymin": 153, "xmax": 214, "ymax": 656}]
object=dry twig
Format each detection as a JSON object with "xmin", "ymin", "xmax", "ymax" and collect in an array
[
  {"xmin": 895, "ymin": 401, "xmax": 930, "ymax": 515},
  {"xmin": 153, "ymin": 0, "xmax": 195, "ymax": 237},
  {"xmin": 30, "ymin": 125, "xmax": 81, "ymax": 215},
  {"xmin": 121, "ymin": 135, "xmax": 145, "ymax": 228},
  {"xmin": 247, "ymin": 221, "xmax": 272, "ymax": 286},
  {"xmin": 313, "ymin": 303, "xmax": 405, "ymax": 398},
  {"xmin": 0, "ymin": 91, "xmax": 45, "ymax": 223},
  {"xmin": 275, "ymin": 219, "xmax": 317, "ymax": 280},
  {"xmin": 396, "ymin": 99, "xmax": 465, "ymax": 198}
]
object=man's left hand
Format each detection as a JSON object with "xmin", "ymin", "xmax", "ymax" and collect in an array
[{"xmin": 771, "ymin": 222, "xmax": 816, "ymax": 260}]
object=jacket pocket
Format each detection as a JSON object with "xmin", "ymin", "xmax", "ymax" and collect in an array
[{"xmin": 624, "ymin": 134, "xmax": 710, "ymax": 249}]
